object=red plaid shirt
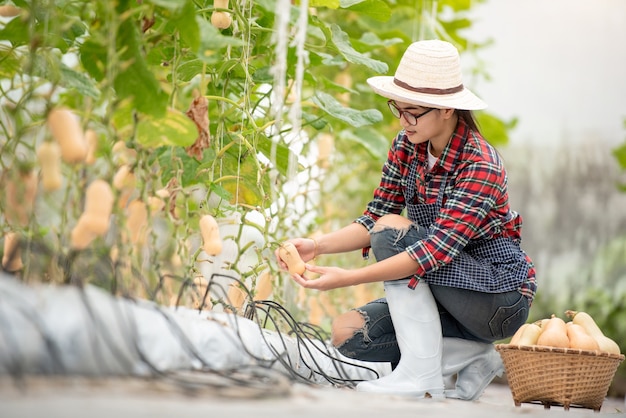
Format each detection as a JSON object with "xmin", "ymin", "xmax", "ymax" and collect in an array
[{"xmin": 355, "ymin": 119, "xmax": 536, "ymax": 301}]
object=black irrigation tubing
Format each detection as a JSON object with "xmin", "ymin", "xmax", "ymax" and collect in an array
[
  {"xmin": 1, "ymin": 243, "xmax": 381, "ymax": 392},
  {"xmin": 249, "ymin": 299, "xmax": 381, "ymax": 386}
]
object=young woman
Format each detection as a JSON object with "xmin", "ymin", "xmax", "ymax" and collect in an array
[{"xmin": 276, "ymin": 39, "xmax": 536, "ymax": 400}]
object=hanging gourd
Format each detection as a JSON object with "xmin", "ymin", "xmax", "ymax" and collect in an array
[
  {"xmin": 211, "ymin": 0, "xmax": 232, "ymax": 29},
  {"xmin": 37, "ymin": 142, "xmax": 63, "ymax": 192},
  {"xmin": 253, "ymin": 270, "xmax": 272, "ymax": 301},
  {"xmin": 200, "ymin": 214, "xmax": 222, "ymax": 256},
  {"xmin": 46, "ymin": 108, "xmax": 87, "ymax": 164}
]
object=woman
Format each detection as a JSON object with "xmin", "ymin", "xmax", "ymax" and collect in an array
[{"xmin": 276, "ymin": 40, "xmax": 536, "ymax": 400}]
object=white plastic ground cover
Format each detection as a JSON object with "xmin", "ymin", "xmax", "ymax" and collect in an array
[{"xmin": 0, "ymin": 273, "xmax": 389, "ymax": 384}]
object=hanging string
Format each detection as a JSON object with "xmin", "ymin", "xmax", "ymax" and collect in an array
[
  {"xmin": 270, "ymin": 0, "xmax": 290, "ymax": 132},
  {"xmin": 234, "ymin": 0, "xmax": 255, "ymax": 208},
  {"xmin": 285, "ymin": 0, "xmax": 309, "ymax": 180}
]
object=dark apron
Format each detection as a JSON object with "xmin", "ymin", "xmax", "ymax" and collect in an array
[{"xmin": 403, "ymin": 150, "xmax": 528, "ymax": 294}]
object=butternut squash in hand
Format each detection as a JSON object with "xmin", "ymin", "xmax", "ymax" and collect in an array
[
  {"xmin": 536, "ymin": 315, "xmax": 569, "ymax": 348},
  {"xmin": 278, "ymin": 242, "xmax": 306, "ymax": 275},
  {"xmin": 565, "ymin": 310, "xmax": 621, "ymax": 355}
]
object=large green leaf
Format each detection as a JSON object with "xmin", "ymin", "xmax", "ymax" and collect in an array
[
  {"xmin": 79, "ymin": 39, "xmax": 107, "ymax": 82},
  {"xmin": 342, "ymin": 0, "xmax": 391, "ymax": 22},
  {"xmin": 60, "ymin": 64, "xmax": 100, "ymax": 99},
  {"xmin": 312, "ymin": 91, "xmax": 382, "ymax": 127},
  {"xmin": 330, "ymin": 24, "xmax": 388, "ymax": 73},
  {"xmin": 135, "ymin": 108, "xmax": 198, "ymax": 148},
  {"xmin": 114, "ymin": 19, "xmax": 168, "ymax": 117},
  {"xmin": 476, "ymin": 112, "xmax": 516, "ymax": 147},
  {"xmin": 0, "ymin": 45, "xmax": 21, "ymax": 78},
  {"xmin": 196, "ymin": 18, "xmax": 245, "ymax": 63},
  {"xmin": 0, "ymin": 13, "xmax": 29, "ymax": 47},
  {"xmin": 167, "ymin": 0, "xmax": 200, "ymax": 52},
  {"xmin": 339, "ymin": 127, "xmax": 389, "ymax": 161},
  {"xmin": 255, "ymin": 133, "xmax": 293, "ymax": 177}
]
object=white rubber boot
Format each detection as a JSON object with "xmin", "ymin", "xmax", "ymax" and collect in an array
[
  {"xmin": 441, "ymin": 337, "xmax": 504, "ymax": 401},
  {"xmin": 356, "ymin": 279, "xmax": 444, "ymax": 398}
]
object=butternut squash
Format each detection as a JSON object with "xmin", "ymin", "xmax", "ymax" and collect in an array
[
  {"xmin": 536, "ymin": 315, "xmax": 569, "ymax": 348},
  {"xmin": 253, "ymin": 270, "xmax": 272, "ymax": 301},
  {"xmin": 125, "ymin": 199, "xmax": 148, "ymax": 245},
  {"xmin": 211, "ymin": 0, "xmax": 231, "ymax": 28},
  {"xmin": 37, "ymin": 142, "xmax": 63, "ymax": 191},
  {"xmin": 566, "ymin": 322, "xmax": 599, "ymax": 351},
  {"xmin": 2, "ymin": 232, "xmax": 23, "ymax": 271},
  {"xmin": 227, "ymin": 283, "xmax": 247, "ymax": 313},
  {"xmin": 565, "ymin": 310, "xmax": 621, "ymax": 355},
  {"xmin": 200, "ymin": 214, "xmax": 222, "ymax": 256},
  {"xmin": 84, "ymin": 129, "xmax": 98, "ymax": 165},
  {"xmin": 278, "ymin": 242, "xmax": 306, "ymax": 275},
  {"xmin": 82, "ymin": 179, "xmax": 114, "ymax": 235},
  {"xmin": 514, "ymin": 323, "xmax": 543, "ymax": 346},
  {"xmin": 4, "ymin": 170, "xmax": 38, "ymax": 226},
  {"xmin": 509, "ymin": 323, "xmax": 530, "ymax": 345},
  {"xmin": 47, "ymin": 108, "xmax": 87, "ymax": 164}
]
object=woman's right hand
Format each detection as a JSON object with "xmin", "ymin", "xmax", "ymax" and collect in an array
[{"xmin": 275, "ymin": 237, "xmax": 317, "ymax": 271}]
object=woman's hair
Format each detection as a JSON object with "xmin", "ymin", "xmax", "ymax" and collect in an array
[{"xmin": 457, "ymin": 109, "xmax": 481, "ymax": 134}]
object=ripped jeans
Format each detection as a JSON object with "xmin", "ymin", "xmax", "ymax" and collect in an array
[{"xmin": 336, "ymin": 222, "xmax": 529, "ymax": 365}]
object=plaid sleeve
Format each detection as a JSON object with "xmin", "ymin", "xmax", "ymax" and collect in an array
[
  {"xmin": 406, "ymin": 160, "xmax": 506, "ymax": 277},
  {"xmin": 355, "ymin": 133, "xmax": 410, "ymax": 230}
]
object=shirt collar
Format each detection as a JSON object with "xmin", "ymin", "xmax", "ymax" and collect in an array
[{"xmin": 433, "ymin": 117, "xmax": 469, "ymax": 173}]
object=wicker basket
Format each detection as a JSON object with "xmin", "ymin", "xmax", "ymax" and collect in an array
[{"xmin": 495, "ymin": 344, "xmax": 624, "ymax": 411}]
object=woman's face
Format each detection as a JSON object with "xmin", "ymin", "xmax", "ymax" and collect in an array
[{"xmin": 392, "ymin": 101, "xmax": 440, "ymax": 144}]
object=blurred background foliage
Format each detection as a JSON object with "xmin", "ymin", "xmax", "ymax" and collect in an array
[{"xmin": 1, "ymin": 0, "xmax": 625, "ymax": 395}]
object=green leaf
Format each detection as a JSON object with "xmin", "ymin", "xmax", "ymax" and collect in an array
[
  {"xmin": 339, "ymin": 127, "xmax": 389, "ymax": 161},
  {"xmin": 60, "ymin": 64, "xmax": 100, "ymax": 99},
  {"xmin": 330, "ymin": 24, "xmax": 388, "ymax": 73},
  {"xmin": 79, "ymin": 39, "xmax": 107, "ymax": 81},
  {"xmin": 219, "ymin": 143, "xmax": 268, "ymax": 206},
  {"xmin": 312, "ymin": 91, "xmax": 383, "ymax": 127},
  {"xmin": 310, "ymin": 0, "xmax": 341, "ymax": 8},
  {"xmin": 196, "ymin": 18, "xmax": 245, "ymax": 63},
  {"xmin": 114, "ymin": 19, "xmax": 168, "ymax": 117},
  {"xmin": 343, "ymin": 0, "xmax": 391, "ymax": 22},
  {"xmin": 135, "ymin": 108, "xmax": 198, "ymax": 148},
  {"xmin": 255, "ymin": 134, "xmax": 293, "ymax": 177},
  {"xmin": 612, "ymin": 142, "xmax": 626, "ymax": 170},
  {"xmin": 475, "ymin": 112, "xmax": 515, "ymax": 147},
  {"xmin": 170, "ymin": 0, "xmax": 200, "ymax": 52},
  {"xmin": 149, "ymin": 0, "xmax": 188, "ymax": 11},
  {"xmin": 154, "ymin": 147, "xmax": 205, "ymax": 187},
  {"xmin": 0, "ymin": 13, "xmax": 30, "ymax": 47},
  {"xmin": 0, "ymin": 45, "xmax": 21, "ymax": 78}
]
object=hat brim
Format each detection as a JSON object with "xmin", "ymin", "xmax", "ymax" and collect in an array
[{"xmin": 367, "ymin": 76, "xmax": 487, "ymax": 111}]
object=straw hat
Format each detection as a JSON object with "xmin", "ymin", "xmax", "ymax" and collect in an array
[{"xmin": 367, "ymin": 40, "xmax": 487, "ymax": 110}]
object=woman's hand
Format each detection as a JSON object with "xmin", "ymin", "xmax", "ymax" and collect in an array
[
  {"xmin": 274, "ymin": 237, "xmax": 316, "ymax": 271},
  {"xmin": 289, "ymin": 264, "xmax": 356, "ymax": 291}
]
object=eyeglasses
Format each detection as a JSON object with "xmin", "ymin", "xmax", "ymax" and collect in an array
[{"xmin": 387, "ymin": 100, "xmax": 434, "ymax": 125}]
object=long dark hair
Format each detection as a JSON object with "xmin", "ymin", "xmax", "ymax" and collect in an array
[{"xmin": 457, "ymin": 109, "xmax": 481, "ymax": 134}]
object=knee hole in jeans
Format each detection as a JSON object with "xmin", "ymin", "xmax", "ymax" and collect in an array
[{"xmin": 330, "ymin": 309, "xmax": 366, "ymax": 348}]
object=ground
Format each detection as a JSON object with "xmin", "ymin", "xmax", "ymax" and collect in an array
[{"xmin": 1, "ymin": 377, "xmax": 624, "ymax": 418}]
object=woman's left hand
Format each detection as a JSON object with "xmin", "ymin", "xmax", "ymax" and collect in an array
[{"xmin": 289, "ymin": 264, "xmax": 356, "ymax": 291}]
